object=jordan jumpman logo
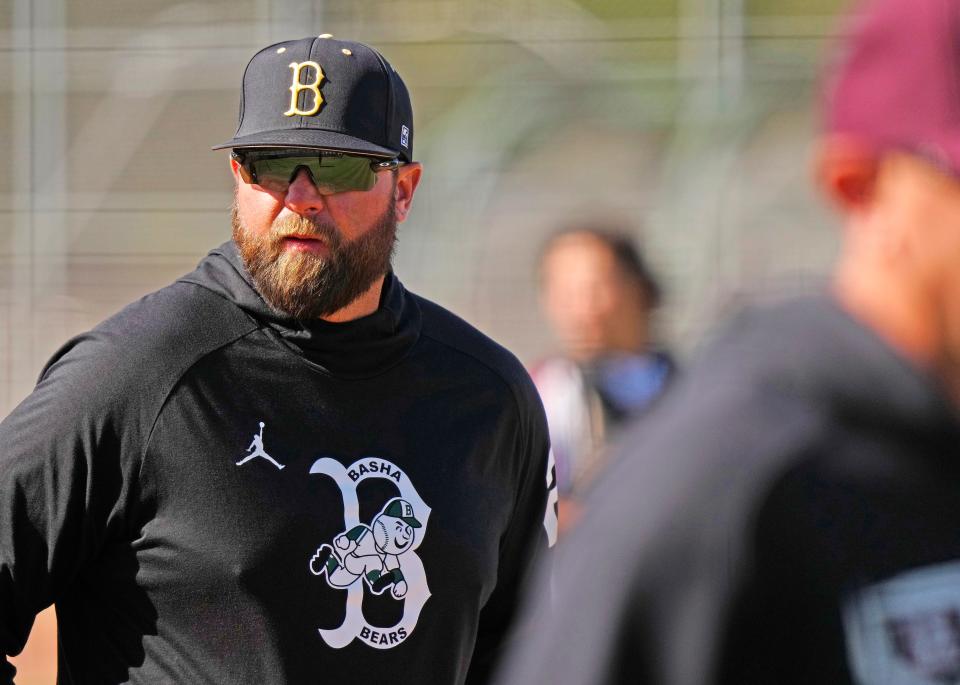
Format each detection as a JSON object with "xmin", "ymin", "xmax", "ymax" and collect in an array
[{"xmin": 236, "ymin": 421, "xmax": 285, "ymax": 470}]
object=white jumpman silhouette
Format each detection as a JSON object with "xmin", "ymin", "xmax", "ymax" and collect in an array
[{"xmin": 236, "ymin": 422, "xmax": 285, "ymax": 470}]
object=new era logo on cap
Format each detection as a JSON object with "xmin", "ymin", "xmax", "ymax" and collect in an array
[{"xmin": 213, "ymin": 35, "xmax": 414, "ymax": 162}]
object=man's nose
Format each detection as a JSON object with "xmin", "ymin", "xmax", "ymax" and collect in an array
[{"xmin": 284, "ymin": 167, "xmax": 325, "ymax": 214}]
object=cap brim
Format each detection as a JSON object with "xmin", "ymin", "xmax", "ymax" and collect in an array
[
  {"xmin": 212, "ymin": 128, "xmax": 398, "ymax": 158},
  {"xmin": 402, "ymin": 517, "xmax": 422, "ymax": 528}
]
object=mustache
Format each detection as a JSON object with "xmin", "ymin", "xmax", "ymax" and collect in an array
[{"xmin": 270, "ymin": 214, "xmax": 340, "ymax": 245}]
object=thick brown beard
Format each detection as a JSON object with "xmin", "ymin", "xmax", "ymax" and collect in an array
[{"xmin": 231, "ymin": 193, "xmax": 397, "ymax": 320}]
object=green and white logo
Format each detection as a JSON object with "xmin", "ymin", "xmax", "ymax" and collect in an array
[{"xmin": 308, "ymin": 457, "xmax": 431, "ymax": 649}]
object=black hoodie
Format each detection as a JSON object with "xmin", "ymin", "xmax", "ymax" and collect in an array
[
  {"xmin": 0, "ymin": 242, "xmax": 552, "ymax": 685},
  {"xmin": 497, "ymin": 296, "xmax": 960, "ymax": 685}
]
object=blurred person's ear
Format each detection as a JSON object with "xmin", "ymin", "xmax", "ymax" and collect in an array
[{"xmin": 815, "ymin": 136, "xmax": 880, "ymax": 214}]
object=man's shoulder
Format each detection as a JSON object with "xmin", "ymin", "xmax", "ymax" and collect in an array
[
  {"xmin": 565, "ymin": 339, "xmax": 830, "ymax": 596},
  {"xmin": 411, "ymin": 293, "xmax": 537, "ymax": 401},
  {"xmin": 585, "ymin": 297, "xmax": 863, "ymax": 541},
  {"xmin": 635, "ymin": 298, "xmax": 842, "ymax": 461},
  {"xmin": 41, "ymin": 279, "xmax": 258, "ymax": 395},
  {"xmin": 95, "ymin": 278, "xmax": 255, "ymax": 350},
  {"xmin": 628, "ymin": 354, "xmax": 827, "ymax": 477},
  {"xmin": 580, "ymin": 300, "xmax": 836, "ymax": 513},
  {"xmin": 4, "ymin": 279, "xmax": 260, "ymax": 453}
]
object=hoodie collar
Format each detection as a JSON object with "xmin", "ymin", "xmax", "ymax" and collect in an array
[{"xmin": 179, "ymin": 241, "xmax": 421, "ymax": 378}]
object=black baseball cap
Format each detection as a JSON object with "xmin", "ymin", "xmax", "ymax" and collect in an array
[{"xmin": 213, "ymin": 35, "xmax": 414, "ymax": 161}]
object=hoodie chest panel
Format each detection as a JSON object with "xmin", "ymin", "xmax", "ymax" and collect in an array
[{"xmin": 133, "ymin": 335, "xmax": 519, "ymax": 663}]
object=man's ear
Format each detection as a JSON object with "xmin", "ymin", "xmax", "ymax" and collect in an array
[
  {"xmin": 394, "ymin": 163, "xmax": 423, "ymax": 223},
  {"xmin": 815, "ymin": 135, "xmax": 880, "ymax": 214},
  {"xmin": 229, "ymin": 154, "xmax": 243, "ymax": 181}
]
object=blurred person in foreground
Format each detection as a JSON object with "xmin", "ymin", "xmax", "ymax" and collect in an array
[
  {"xmin": 496, "ymin": 0, "xmax": 960, "ymax": 683},
  {"xmin": 532, "ymin": 227, "xmax": 674, "ymax": 534},
  {"xmin": 0, "ymin": 36, "xmax": 553, "ymax": 684}
]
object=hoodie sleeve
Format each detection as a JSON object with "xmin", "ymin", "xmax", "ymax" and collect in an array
[
  {"xmin": 464, "ymin": 378, "xmax": 555, "ymax": 685},
  {"xmin": 0, "ymin": 334, "xmax": 148, "ymax": 683}
]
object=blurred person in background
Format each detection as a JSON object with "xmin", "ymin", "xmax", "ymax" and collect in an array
[
  {"xmin": 532, "ymin": 227, "xmax": 674, "ymax": 533},
  {"xmin": 496, "ymin": 0, "xmax": 960, "ymax": 683},
  {"xmin": 0, "ymin": 36, "xmax": 552, "ymax": 684}
]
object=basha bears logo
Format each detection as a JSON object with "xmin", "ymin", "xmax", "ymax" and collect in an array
[{"xmin": 308, "ymin": 456, "xmax": 431, "ymax": 649}]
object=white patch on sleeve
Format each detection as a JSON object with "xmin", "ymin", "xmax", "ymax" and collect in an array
[
  {"xmin": 843, "ymin": 560, "xmax": 960, "ymax": 684},
  {"xmin": 543, "ymin": 448, "xmax": 558, "ymax": 548}
]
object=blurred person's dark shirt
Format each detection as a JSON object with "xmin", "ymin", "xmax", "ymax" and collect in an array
[{"xmin": 498, "ymin": 295, "xmax": 960, "ymax": 684}]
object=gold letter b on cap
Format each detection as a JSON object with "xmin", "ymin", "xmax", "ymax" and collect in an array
[{"xmin": 285, "ymin": 61, "xmax": 324, "ymax": 117}]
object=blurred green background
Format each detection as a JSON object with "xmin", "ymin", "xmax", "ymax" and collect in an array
[
  {"xmin": 3, "ymin": 0, "xmax": 852, "ymax": 680},
  {"xmin": 1, "ymin": 0, "xmax": 854, "ymax": 417}
]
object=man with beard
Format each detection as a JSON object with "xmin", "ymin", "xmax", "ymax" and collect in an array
[{"xmin": 0, "ymin": 37, "xmax": 553, "ymax": 685}]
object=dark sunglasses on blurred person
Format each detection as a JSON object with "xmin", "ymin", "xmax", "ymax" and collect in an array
[{"xmin": 231, "ymin": 148, "xmax": 405, "ymax": 195}]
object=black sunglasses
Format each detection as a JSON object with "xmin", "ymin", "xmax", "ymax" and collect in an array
[{"xmin": 232, "ymin": 148, "xmax": 404, "ymax": 195}]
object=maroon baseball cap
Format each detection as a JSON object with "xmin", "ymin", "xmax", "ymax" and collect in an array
[{"xmin": 825, "ymin": 0, "xmax": 960, "ymax": 172}]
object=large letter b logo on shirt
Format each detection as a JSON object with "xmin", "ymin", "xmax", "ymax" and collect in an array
[{"xmin": 308, "ymin": 456, "xmax": 431, "ymax": 649}]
